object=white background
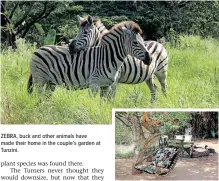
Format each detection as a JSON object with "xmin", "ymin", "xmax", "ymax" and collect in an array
[{"xmin": 0, "ymin": 125, "xmax": 115, "ymax": 181}]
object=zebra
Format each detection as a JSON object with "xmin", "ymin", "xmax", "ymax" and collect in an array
[
  {"xmin": 69, "ymin": 15, "xmax": 109, "ymax": 54},
  {"xmin": 69, "ymin": 15, "xmax": 168, "ymax": 102},
  {"xmin": 27, "ymin": 21, "xmax": 151, "ymax": 98}
]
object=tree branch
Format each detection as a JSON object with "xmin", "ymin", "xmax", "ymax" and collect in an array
[
  {"xmin": 9, "ymin": 2, "xmax": 19, "ymax": 19},
  {"xmin": 20, "ymin": 5, "xmax": 56, "ymax": 38},
  {"xmin": 115, "ymin": 112, "xmax": 133, "ymax": 128},
  {"xmin": 14, "ymin": 2, "xmax": 35, "ymax": 28},
  {"xmin": 15, "ymin": 2, "xmax": 48, "ymax": 37}
]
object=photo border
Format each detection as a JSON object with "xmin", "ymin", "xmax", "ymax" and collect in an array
[{"xmin": 113, "ymin": 108, "xmax": 219, "ymax": 181}]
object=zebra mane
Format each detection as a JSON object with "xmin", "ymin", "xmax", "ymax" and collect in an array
[
  {"xmin": 99, "ymin": 21, "xmax": 142, "ymax": 41},
  {"xmin": 92, "ymin": 17, "xmax": 101, "ymax": 24},
  {"xmin": 110, "ymin": 21, "xmax": 142, "ymax": 35}
]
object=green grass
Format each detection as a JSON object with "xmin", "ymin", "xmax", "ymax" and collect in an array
[{"xmin": 1, "ymin": 36, "xmax": 219, "ymax": 124}]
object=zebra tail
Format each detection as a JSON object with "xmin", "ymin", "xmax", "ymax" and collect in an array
[{"xmin": 27, "ymin": 74, "xmax": 33, "ymax": 95}]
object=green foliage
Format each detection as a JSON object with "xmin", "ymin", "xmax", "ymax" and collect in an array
[
  {"xmin": 101, "ymin": 15, "xmax": 130, "ymax": 30},
  {"xmin": 191, "ymin": 112, "xmax": 218, "ymax": 138},
  {"xmin": 115, "ymin": 151, "xmax": 134, "ymax": 159},
  {"xmin": 168, "ymin": 28, "xmax": 179, "ymax": 47},
  {"xmin": 34, "ymin": 23, "xmax": 45, "ymax": 36},
  {"xmin": 149, "ymin": 112, "xmax": 191, "ymax": 135},
  {"xmin": 100, "ymin": 18, "xmax": 114, "ymax": 29},
  {"xmin": 66, "ymin": 5, "xmax": 84, "ymax": 13},
  {"xmin": 210, "ymin": 129, "xmax": 216, "ymax": 138},
  {"xmin": 43, "ymin": 29, "xmax": 56, "ymax": 45},
  {"xmin": 115, "ymin": 119, "xmax": 132, "ymax": 144},
  {"xmin": 5, "ymin": 1, "xmax": 219, "ymax": 45},
  {"xmin": 58, "ymin": 24, "xmax": 79, "ymax": 41},
  {"xmin": 33, "ymin": 24, "xmax": 56, "ymax": 46},
  {"xmin": 33, "ymin": 23, "xmax": 45, "ymax": 46}
]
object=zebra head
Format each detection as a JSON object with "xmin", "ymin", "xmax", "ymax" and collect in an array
[
  {"xmin": 69, "ymin": 15, "xmax": 99, "ymax": 54},
  {"xmin": 102, "ymin": 21, "xmax": 151, "ymax": 66}
]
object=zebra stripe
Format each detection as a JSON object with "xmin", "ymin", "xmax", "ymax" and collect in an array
[
  {"xmin": 28, "ymin": 21, "xmax": 151, "ymax": 97},
  {"xmin": 69, "ymin": 16, "xmax": 168, "ymax": 102}
]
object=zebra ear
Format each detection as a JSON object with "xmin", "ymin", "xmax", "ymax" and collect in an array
[
  {"xmin": 122, "ymin": 26, "xmax": 131, "ymax": 35},
  {"xmin": 77, "ymin": 15, "xmax": 84, "ymax": 25},
  {"xmin": 87, "ymin": 15, "xmax": 93, "ymax": 26}
]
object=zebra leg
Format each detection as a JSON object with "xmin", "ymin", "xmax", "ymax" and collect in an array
[
  {"xmin": 89, "ymin": 69, "xmax": 101, "ymax": 97},
  {"xmin": 109, "ymin": 83, "xmax": 117, "ymax": 100},
  {"xmin": 100, "ymin": 84, "xmax": 117, "ymax": 101},
  {"xmin": 100, "ymin": 86, "xmax": 110, "ymax": 98},
  {"xmin": 100, "ymin": 86, "xmax": 112, "ymax": 102},
  {"xmin": 45, "ymin": 82, "xmax": 56, "ymax": 98},
  {"xmin": 155, "ymin": 71, "xmax": 167, "ymax": 96},
  {"xmin": 89, "ymin": 83, "xmax": 100, "ymax": 97},
  {"xmin": 35, "ymin": 81, "xmax": 56, "ymax": 100},
  {"xmin": 146, "ymin": 76, "xmax": 157, "ymax": 103},
  {"xmin": 32, "ymin": 82, "xmax": 55, "ymax": 106}
]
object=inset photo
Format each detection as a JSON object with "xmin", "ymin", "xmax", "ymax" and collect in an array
[{"xmin": 114, "ymin": 110, "xmax": 218, "ymax": 180}]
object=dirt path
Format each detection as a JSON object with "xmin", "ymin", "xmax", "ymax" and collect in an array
[{"xmin": 115, "ymin": 139, "xmax": 218, "ymax": 180}]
